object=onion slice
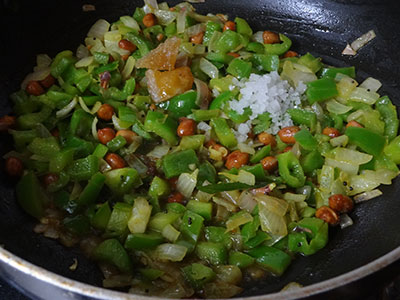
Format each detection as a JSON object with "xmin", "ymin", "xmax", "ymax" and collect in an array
[
  {"xmin": 56, "ymin": 98, "xmax": 78, "ymax": 118},
  {"xmin": 353, "ymin": 189, "xmax": 382, "ymax": 203},
  {"xmin": 194, "ymin": 78, "xmax": 211, "ymax": 109}
]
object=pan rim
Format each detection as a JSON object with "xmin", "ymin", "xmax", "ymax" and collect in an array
[{"xmin": 0, "ymin": 245, "xmax": 399, "ymax": 299}]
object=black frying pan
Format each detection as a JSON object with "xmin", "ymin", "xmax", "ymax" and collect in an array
[{"xmin": 0, "ymin": 0, "xmax": 400, "ymax": 299}]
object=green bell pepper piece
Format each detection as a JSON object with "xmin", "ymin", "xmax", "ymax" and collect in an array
[
  {"xmin": 376, "ymin": 96, "xmax": 399, "ymax": 142},
  {"xmin": 69, "ymin": 109, "xmax": 93, "ymax": 138},
  {"xmin": 124, "ymin": 232, "xmax": 164, "ymax": 250},
  {"xmin": 294, "ymin": 129, "xmax": 318, "ymax": 151},
  {"xmin": 64, "ymin": 136, "xmax": 94, "ymax": 158},
  {"xmin": 241, "ymin": 164, "xmax": 268, "ymax": 181},
  {"xmin": 149, "ymin": 212, "xmax": 181, "ymax": 232},
  {"xmin": 186, "ymin": 200, "xmax": 212, "ymax": 221},
  {"xmin": 162, "ymin": 149, "xmax": 199, "ymax": 178},
  {"xmin": 93, "ymin": 61, "xmax": 119, "ymax": 76},
  {"xmin": 197, "ymin": 182, "xmax": 263, "ymax": 194},
  {"xmin": 197, "ymin": 161, "xmax": 217, "ymax": 186},
  {"xmin": 195, "ymin": 242, "xmax": 227, "ymax": 265},
  {"xmin": 180, "ymin": 210, "xmax": 204, "ymax": 243},
  {"xmin": 91, "ymin": 202, "xmax": 112, "ymax": 230},
  {"xmin": 210, "ymin": 117, "xmax": 237, "ymax": 149},
  {"xmin": 246, "ymin": 42, "xmax": 265, "ymax": 54},
  {"xmin": 144, "ymin": 110, "xmax": 178, "ymax": 145},
  {"xmin": 301, "ymin": 149, "xmax": 324, "ymax": 174},
  {"xmin": 247, "ymin": 245, "xmax": 292, "ymax": 275},
  {"xmin": 106, "ymin": 202, "xmax": 132, "ymax": 235},
  {"xmin": 209, "ymin": 91, "xmax": 234, "ymax": 110},
  {"xmin": 288, "ymin": 217, "xmax": 328, "ymax": 256},
  {"xmin": 182, "ymin": 263, "xmax": 216, "ymax": 290},
  {"xmin": 229, "ymin": 251, "xmax": 255, "ymax": 268},
  {"xmin": 17, "ymin": 106, "xmax": 52, "ymax": 130},
  {"xmin": 216, "ymin": 30, "xmax": 242, "ymax": 53},
  {"xmin": 164, "ymin": 22, "xmax": 177, "ymax": 37},
  {"xmin": 345, "ymin": 126, "xmax": 386, "ymax": 156},
  {"xmin": 167, "ymin": 202, "xmax": 186, "ymax": 214},
  {"xmin": 159, "ymin": 90, "xmax": 198, "ymax": 118},
  {"xmin": 264, "ymin": 33, "xmax": 292, "ymax": 55},
  {"xmin": 306, "ymin": 78, "xmax": 339, "ymax": 104},
  {"xmin": 106, "ymin": 135, "xmax": 127, "ymax": 152},
  {"xmin": 104, "ymin": 168, "xmax": 142, "ymax": 195},
  {"xmin": 148, "ymin": 176, "xmax": 170, "ymax": 213},
  {"xmin": 16, "ymin": 172, "xmax": 47, "ymax": 219},
  {"xmin": 192, "ymin": 109, "xmax": 220, "ymax": 121},
  {"xmin": 203, "ymin": 21, "xmax": 222, "ymax": 46},
  {"xmin": 277, "ymin": 151, "xmax": 306, "ymax": 188},
  {"xmin": 63, "ymin": 215, "xmax": 91, "ymax": 236},
  {"xmin": 50, "ymin": 50, "xmax": 74, "ymax": 77},
  {"xmin": 250, "ymin": 145, "xmax": 271, "ymax": 164},
  {"xmin": 180, "ymin": 135, "xmax": 205, "ymax": 151},
  {"xmin": 133, "ymin": 95, "xmax": 151, "ymax": 111},
  {"xmin": 67, "ymin": 155, "xmax": 99, "ymax": 181},
  {"xmin": 27, "ymin": 136, "xmax": 60, "ymax": 158},
  {"xmin": 227, "ymin": 58, "xmax": 252, "ymax": 79},
  {"xmin": 46, "ymin": 171, "xmax": 69, "ymax": 193},
  {"xmin": 297, "ymin": 53, "xmax": 322, "ymax": 73},
  {"xmin": 241, "ymin": 215, "xmax": 260, "ymax": 243},
  {"xmin": 94, "ymin": 52, "xmax": 109, "ymax": 65},
  {"xmin": 235, "ymin": 17, "xmax": 253, "ymax": 36},
  {"xmin": 288, "ymin": 108, "xmax": 317, "ymax": 131},
  {"xmin": 126, "ymin": 32, "xmax": 151, "ymax": 56},
  {"xmin": 77, "ymin": 172, "xmax": 106, "ymax": 205},
  {"xmin": 49, "ymin": 148, "xmax": 75, "ymax": 173},
  {"xmin": 320, "ymin": 66, "xmax": 356, "ymax": 79},
  {"xmin": 226, "ymin": 106, "xmax": 252, "ymax": 124},
  {"xmin": 204, "ymin": 226, "xmax": 232, "ymax": 249},
  {"xmin": 384, "ymin": 135, "xmax": 400, "ymax": 164},
  {"xmin": 206, "ymin": 52, "xmax": 234, "ymax": 65},
  {"xmin": 92, "ymin": 143, "xmax": 108, "ymax": 158},
  {"xmin": 139, "ymin": 268, "xmax": 164, "ymax": 280},
  {"xmin": 93, "ymin": 239, "xmax": 133, "ymax": 273},
  {"xmin": 252, "ymin": 54, "xmax": 279, "ymax": 72},
  {"xmin": 244, "ymin": 231, "xmax": 270, "ymax": 249}
]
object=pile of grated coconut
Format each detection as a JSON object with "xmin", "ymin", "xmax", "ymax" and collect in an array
[{"xmin": 228, "ymin": 71, "xmax": 307, "ymax": 142}]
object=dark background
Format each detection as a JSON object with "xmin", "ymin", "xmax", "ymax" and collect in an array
[{"xmin": 0, "ymin": 0, "xmax": 400, "ymax": 299}]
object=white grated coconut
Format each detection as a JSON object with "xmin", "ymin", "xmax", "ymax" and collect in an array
[{"xmin": 229, "ymin": 72, "xmax": 307, "ymax": 136}]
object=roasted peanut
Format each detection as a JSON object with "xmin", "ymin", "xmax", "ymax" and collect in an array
[
  {"xmin": 98, "ymin": 128, "xmax": 116, "ymax": 144},
  {"xmin": 168, "ymin": 191, "xmax": 184, "ymax": 203},
  {"xmin": 116, "ymin": 130, "xmax": 137, "ymax": 144},
  {"xmin": 258, "ymin": 132, "xmax": 277, "ymax": 147},
  {"xmin": 26, "ymin": 81, "xmax": 44, "ymax": 96},
  {"xmin": 278, "ymin": 126, "xmax": 300, "ymax": 144},
  {"xmin": 225, "ymin": 150, "xmax": 249, "ymax": 170},
  {"xmin": 261, "ymin": 156, "xmax": 278, "ymax": 172},
  {"xmin": 316, "ymin": 206, "xmax": 339, "ymax": 225},
  {"xmin": 329, "ymin": 194, "xmax": 354, "ymax": 213},
  {"xmin": 143, "ymin": 13, "xmax": 157, "ymax": 27},
  {"xmin": 105, "ymin": 153, "xmax": 126, "ymax": 169},
  {"xmin": 177, "ymin": 118, "xmax": 196, "ymax": 137},
  {"xmin": 322, "ymin": 127, "xmax": 341, "ymax": 138},
  {"xmin": 223, "ymin": 21, "xmax": 236, "ymax": 32},
  {"xmin": 190, "ymin": 32, "xmax": 204, "ymax": 44},
  {"xmin": 118, "ymin": 39, "xmax": 137, "ymax": 52},
  {"xmin": 5, "ymin": 157, "xmax": 23, "ymax": 177},
  {"xmin": 97, "ymin": 104, "xmax": 114, "ymax": 121},
  {"xmin": 346, "ymin": 120, "xmax": 363, "ymax": 128},
  {"xmin": 263, "ymin": 31, "xmax": 280, "ymax": 44}
]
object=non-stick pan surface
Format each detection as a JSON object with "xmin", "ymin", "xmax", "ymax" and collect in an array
[{"xmin": 0, "ymin": 0, "xmax": 400, "ymax": 299}]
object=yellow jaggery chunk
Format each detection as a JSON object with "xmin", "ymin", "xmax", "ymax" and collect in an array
[
  {"xmin": 146, "ymin": 67, "xmax": 194, "ymax": 102},
  {"xmin": 136, "ymin": 36, "xmax": 181, "ymax": 71}
]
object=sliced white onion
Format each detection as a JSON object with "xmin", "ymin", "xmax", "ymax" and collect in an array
[
  {"xmin": 188, "ymin": 11, "xmax": 221, "ymax": 24},
  {"xmin": 154, "ymin": 243, "xmax": 187, "ymax": 262},
  {"xmin": 353, "ymin": 189, "xmax": 383, "ymax": 203},
  {"xmin": 186, "ymin": 23, "xmax": 206, "ymax": 37},
  {"xmin": 296, "ymin": 185, "xmax": 312, "ymax": 200},
  {"xmin": 91, "ymin": 101, "xmax": 102, "ymax": 114},
  {"xmin": 175, "ymin": 52, "xmax": 190, "ymax": 68},
  {"xmin": 238, "ymin": 143, "xmax": 255, "ymax": 155},
  {"xmin": 291, "ymin": 142, "xmax": 301, "ymax": 159},
  {"xmin": 121, "ymin": 56, "xmax": 136, "ymax": 80},
  {"xmin": 199, "ymin": 58, "xmax": 218, "ymax": 79},
  {"xmin": 35, "ymin": 123, "xmax": 52, "ymax": 137},
  {"xmin": 283, "ymin": 192, "xmax": 307, "ymax": 202},
  {"xmin": 177, "ymin": 169, "xmax": 198, "ymax": 198},
  {"xmin": 342, "ymin": 44, "xmax": 357, "ymax": 56},
  {"xmin": 226, "ymin": 212, "xmax": 253, "ymax": 232},
  {"xmin": 162, "ymin": 224, "xmax": 180, "ymax": 242},
  {"xmin": 78, "ymin": 97, "xmax": 91, "ymax": 114},
  {"xmin": 56, "ymin": 98, "xmax": 78, "ymax": 118},
  {"xmin": 176, "ymin": 9, "xmax": 187, "ymax": 34},
  {"xmin": 326, "ymin": 99, "xmax": 352, "ymax": 115},
  {"xmin": 36, "ymin": 54, "xmax": 52, "ymax": 68},
  {"xmin": 252, "ymin": 31, "xmax": 264, "ymax": 43},
  {"xmin": 120, "ymin": 16, "xmax": 140, "ymax": 31},
  {"xmin": 197, "ymin": 121, "xmax": 211, "ymax": 132},
  {"xmin": 75, "ymin": 56, "xmax": 94, "ymax": 68},
  {"xmin": 70, "ymin": 182, "xmax": 82, "ymax": 201},
  {"xmin": 87, "ymin": 19, "xmax": 110, "ymax": 40},
  {"xmin": 99, "ymin": 158, "xmax": 112, "ymax": 173},
  {"xmin": 76, "ymin": 44, "xmax": 90, "ymax": 59},
  {"xmin": 311, "ymin": 102, "xmax": 325, "ymax": 121},
  {"xmin": 212, "ymin": 196, "xmax": 237, "ymax": 212},
  {"xmin": 147, "ymin": 145, "xmax": 170, "ymax": 158},
  {"xmin": 339, "ymin": 213, "xmax": 353, "ymax": 229},
  {"xmin": 158, "ymin": 2, "xmax": 169, "ymax": 10},
  {"xmin": 154, "ymin": 9, "xmax": 177, "ymax": 26},
  {"xmin": 144, "ymin": 0, "xmax": 159, "ymax": 12},
  {"xmin": 112, "ymin": 115, "xmax": 129, "ymax": 130},
  {"xmin": 92, "ymin": 117, "xmax": 99, "ymax": 141},
  {"xmin": 359, "ymin": 77, "xmax": 382, "ymax": 92},
  {"xmin": 194, "ymin": 78, "xmax": 211, "ymax": 109},
  {"xmin": 330, "ymin": 135, "xmax": 349, "ymax": 148},
  {"xmin": 124, "ymin": 155, "xmax": 148, "ymax": 177},
  {"xmin": 21, "ymin": 67, "xmax": 51, "ymax": 89},
  {"xmin": 351, "ymin": 30, "xmax": 376, "ymax": 52},
  {"xmin": 238, "ymin": 191, "xmax": 257, "ymax": 212},
  {"xmin": 85, "ymin": 37, "xmax": 106, "ymax": 54}
]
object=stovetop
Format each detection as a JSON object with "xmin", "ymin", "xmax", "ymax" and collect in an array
[{"xmin": 1, "ymin": 260, "xmax": 399, "ymax": 300}]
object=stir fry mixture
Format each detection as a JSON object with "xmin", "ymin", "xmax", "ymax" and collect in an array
[{"xmin": 2, "ymin": 0, "xmax": 400, "ymax": 298}]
